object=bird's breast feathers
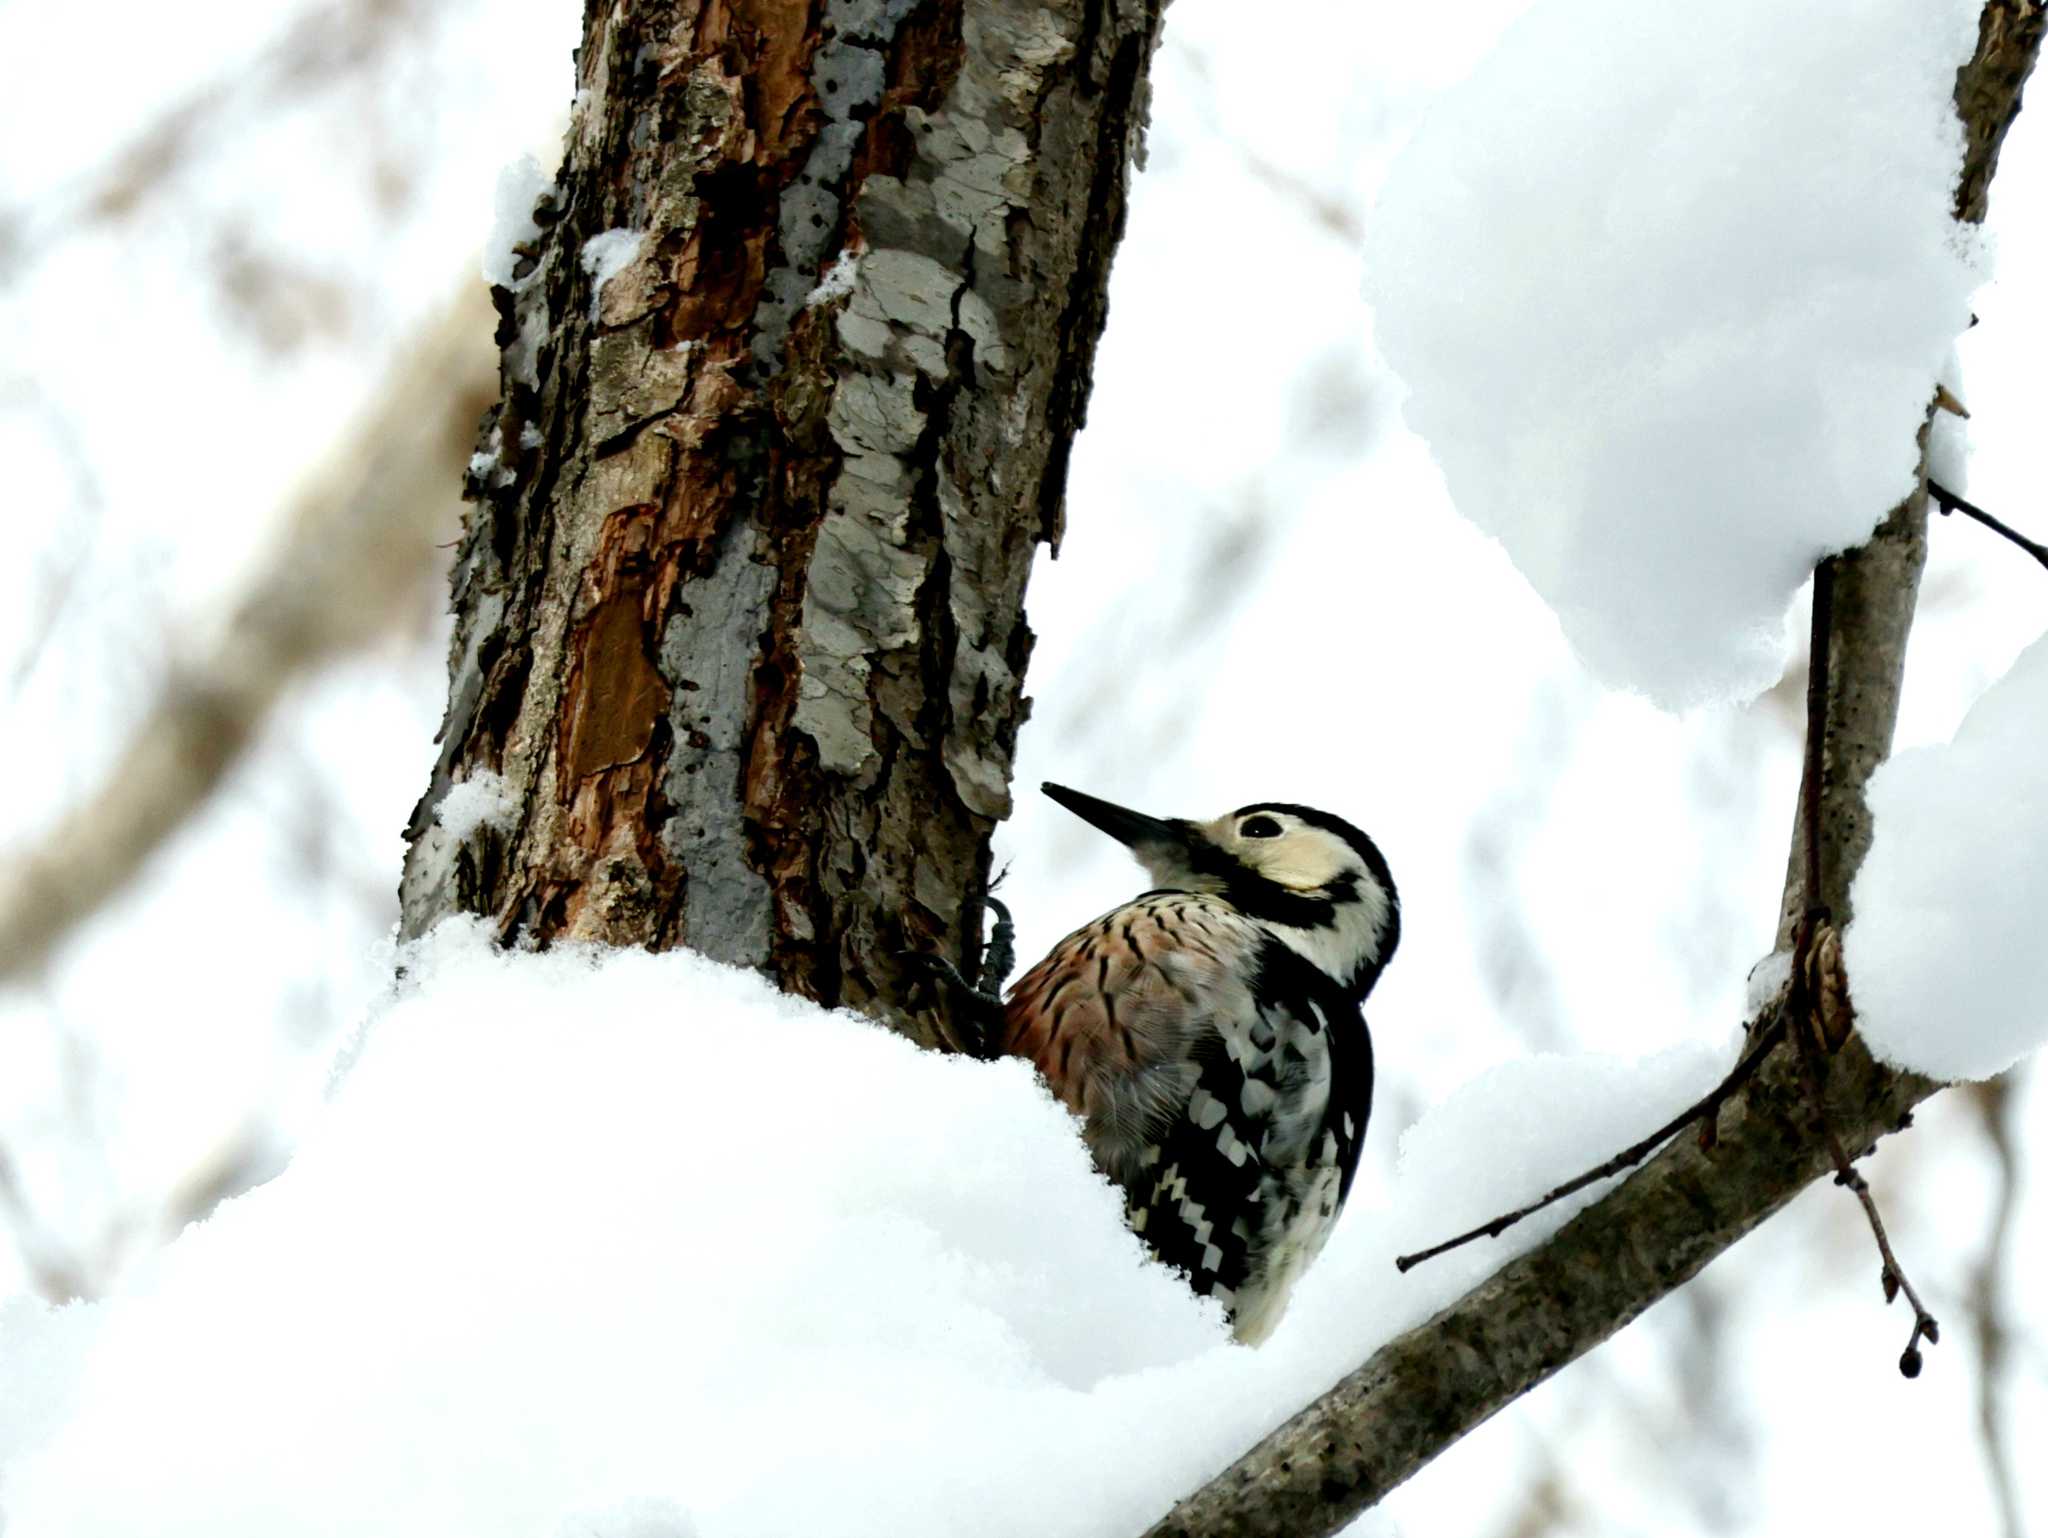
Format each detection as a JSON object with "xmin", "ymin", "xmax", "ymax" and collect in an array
[{"xmin": 1001, "ymin": 888, "xmax": 1365, "ymax": 1193}]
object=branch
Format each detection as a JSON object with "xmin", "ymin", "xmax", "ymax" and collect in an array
[
  {"xmin": 1140, "ymin": 9, "xmax": 2040, "ymax": 1535},
  {"xmin": 1800, "ymin": 558, "xmax": 1834, "ymax": 922},
  {"xmin": 1143, "ymin": 1045, "xmax": 1938, "ymax": 1538},
  {"xmin": 0, "ymin": 288, "xmax": 494, "ymax": 984},
  {"xmin": 1950, "ymin": 0, "xmax": 2046, "ymax": 226},
  {"xmin": 1140, "ymin": 434, "xmax": 1942, "ymax": 1538},
  {"xmin": 1789, "ymin": 556, "xmax": 1938, "ymax": 1372}
]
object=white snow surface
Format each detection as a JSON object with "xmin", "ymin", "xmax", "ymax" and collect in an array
[
  {"xmin": 483, "ymin": 154, "xmax": 551, "ymax": 289},
  {"xmin": 581, "ymin": 228, "xmax": 647, "ymax": 318},
  {"xmin": 466, "ymin": 447, "xmax": 516, "ymax": 491},
  {"xmin": 1927, "ymin": 351, "xmax": 1971, "ymax": 493},
  {"xmin": 0, "ymin": 923, "xmax": 1725, "ymax": 1538},
  {"xmin": 1744, "ymin": 949, "xmax": 1793, "ymax": 1018},
  {"xmin": 1846, "ymin": 631, "xmax": 2048, "ymax": 1081},
  {"xmin": 805, "ymin": 249, "xmax": 860, "ymax": 308},
  {"xmin": 1363, "ymin": 0, "xmax": 1985, "ymax": 707},
  {"xmin": 1927, "ymin": 406, "xmax": 1970, "ymax": 493},
  {"xmin": 433, "ymin": 770, "xmax": 520, "ymax": 841}
]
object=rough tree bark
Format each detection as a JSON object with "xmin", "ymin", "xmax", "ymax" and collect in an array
[
  {"xmin": 1143, "ymin": 7, "xmax": 2043, "ymax": 1536},
  {"xmin": 399, "ymin": 0, "xmax": 1165, "ymax": 1037}
]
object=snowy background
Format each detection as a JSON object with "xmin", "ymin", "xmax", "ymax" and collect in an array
[{"xmin": 3, "ymin": 0, "xmax": 2046, "ymax": 1534}]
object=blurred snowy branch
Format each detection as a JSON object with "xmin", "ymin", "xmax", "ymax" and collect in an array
[
  {"xmin": 1971, "ymin": 1070, "xmax": 2027, "ymax": 1538},
  {"xmin": 0, "ymin": 385, "xmax": 107, "ymax": 705},
  {"xmin": 1166, "ymin": 39, "xmax": 1368, "ymax": 247},
  {"xmin": 0, "ymin": 290, "xmax": 493, "ymax": 987},
  {"xmin": 2, "ymin": 0, "xmax": 447, "ymax": 286}
]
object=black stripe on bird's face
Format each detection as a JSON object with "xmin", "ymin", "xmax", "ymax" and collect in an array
[{"xmin": 1181, "ymin": 840, "xmax": 1359, "ymax": 931}]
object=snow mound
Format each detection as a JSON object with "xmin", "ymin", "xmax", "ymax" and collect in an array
[
  {"xmin": 1363, "ymin": 0, "xmax": 1984, "ymax": 707},
  {"xmin": 0, "ymin": 923, "xmax": 1224, "ymax": 1537},
  {"xmin": 433, "ymin": 770, "xmax": 519, "ymax": 841},
  {"xmin": 1846, "ymin": 632, "xmax": 2048, "ymax": 1081},
  {"xmin": 0, "ymin": 925, "xmax": 1730, "ymax": 1536}
]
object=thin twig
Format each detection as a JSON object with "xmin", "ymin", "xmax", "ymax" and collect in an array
[
  {"xmin": 1394, "ymin": 1012, "xmax": 1789, "ymax": 1273},
  {"xmin": 1392, "ymin": 565, "xmax": 1837, "ymax": 1276},
  {"xmin": 1165, "ymin": 39, "xmax": 1366, "ymax": 248},
  {"xmin": 1928, "ymin": 478, "xmax": 2048, "ymax": 573},
  {"xmin": 1785, "ymin": 1000, "xmax": 1939, "ymax": 1375}
]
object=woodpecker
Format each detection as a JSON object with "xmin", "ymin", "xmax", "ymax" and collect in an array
[{"xmin": 943, "ymin": 782, "xmax": 1399, "ymax": 1345}]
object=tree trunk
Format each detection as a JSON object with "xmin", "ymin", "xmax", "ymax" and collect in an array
[{"xmin": 399, "ymin": 0, "xmax": 1165, "ymax": 1038}]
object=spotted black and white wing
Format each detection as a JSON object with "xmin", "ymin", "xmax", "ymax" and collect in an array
[{"xmin": 1001, "ymin": 890, "xmax": 1373, "ymax": 1342}]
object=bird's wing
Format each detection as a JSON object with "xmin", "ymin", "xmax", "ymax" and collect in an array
[
  {"xmin": 1002, "ymin": 892, "xmax": 1357, "ymax": 1302},
  {"xmin": 1003, "ymin": 891, "xmax": 1256, "ymax": 1168}
]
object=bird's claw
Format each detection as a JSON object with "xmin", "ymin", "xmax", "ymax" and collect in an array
[
  {"xmin": 902, "ymin": 941, "xmax": 1006, "ymax": 1061},
  {"xmin": 977, "ymin": 893, "xmax": 1016, "ymax": 995}
]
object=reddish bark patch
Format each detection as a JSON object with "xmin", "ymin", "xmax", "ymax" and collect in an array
[
  {"xmin": 671, "ymin": 225, "xmax": 771, "ymax": 341},
  {"xmin": 562, "ymin": 593, "xmax": 667, "ymax": 782},
  {"xmin": 561, "ymin": 505, "xmax": 676, "ymax": 787},
  {"xmin": 850, "ymin": 0, "xmax": 966, "ymax": 187},
  {"xmin": 694, "ymin": 0, "xmax": 823, "ymax": 166}
]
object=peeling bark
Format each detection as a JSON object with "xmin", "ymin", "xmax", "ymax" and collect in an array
[{"xmin": 402, "ymin": 0, "xmax": 1166, "ymax": 1035}]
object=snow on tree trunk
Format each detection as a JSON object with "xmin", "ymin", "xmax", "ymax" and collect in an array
[{"xmin": 399, "ymin": 0, "xmax": 1164, "ymax": 1036}]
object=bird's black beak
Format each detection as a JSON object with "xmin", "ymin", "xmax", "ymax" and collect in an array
[{"xmin": 1041, "ymin": 783, "xmax": 1182, "ymax": 852}]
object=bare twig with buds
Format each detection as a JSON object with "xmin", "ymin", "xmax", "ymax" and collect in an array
[{"xmin": 1393, "ymin": 1010, "xmax": 1789, "ymax": 1273}]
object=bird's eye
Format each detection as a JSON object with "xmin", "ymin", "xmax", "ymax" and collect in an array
[{"xmin": 1239, "ymin": 815, "xmax": 1282, "ymax": 839}]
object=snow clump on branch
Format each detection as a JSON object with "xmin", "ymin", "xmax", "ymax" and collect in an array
[
  {"xmin": 1363, "ymin": 0, "xmax": 1986, "ymax": 708},
  {"xmin": 1847, "ymin": 632, "xmax": 2048, "ymax": 1082}
]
